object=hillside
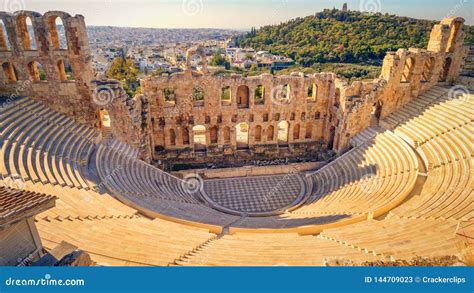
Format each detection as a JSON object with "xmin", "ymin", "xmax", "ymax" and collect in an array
[{"xmin": 238, "ymin": 9, "xmax": 473, "ymax": 67}]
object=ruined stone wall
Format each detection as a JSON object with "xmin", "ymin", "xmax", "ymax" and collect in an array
[
  {"xmin": 142, "ymin": 70, "xmax": 336, "ymax": 162},
  {"xmin": 0, "ymin": 11, "xmax": 467, "ymax": 163},
  {"xmin": 0, "ymin": 11, "xmax": 97, "ymax": 125},
  {"xmin": 143, "ymin": 17, "xmax": 466, "ymax": 159},
  {"xmin": 91, "ymin": 80, "xmax": 151, "ymax": 162},
  {"xmin": 332, "ymin": 17, "xmax": 467, "ymax": 153},
  {"xmin": 0, "ymin": 10, "xmax": 150, "ymax": 161}
]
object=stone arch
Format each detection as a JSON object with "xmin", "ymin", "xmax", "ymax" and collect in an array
[
  {"xmin": 97, "ymin": 108, "xmax": 111, "ymax": 131},
  {"xmin": 169, "ymin": 129, "xmax": 176, "ymax": 146},
  {"xmin": 277, "ymin": 121, "xmax": 289, "ymax": 146},
  {"xmin": 210, "ymin": 126, "xmax": 218, "ymax": 144},
  {"xmin": 371, "ymin": 100, "xmax": 383, "ymax": 120},
  {"xmin": 2, "ymin": 62, "xmax": 18, "ymax": 82},
  {"xmin": 236, "ymin": 123, "xmax": 249, "ymax": 149},
  {"xmin": 192, "ymin": 86, "xmax": 204, "ymax": 104},
  {"xmin": 58, "ymin": 59, "xmax": 75, "ymax": 81},
  {"xmin": 46, "ymin": 15, "xmax": 67, "ymax": 50},
  {"xmin": 254, "ymin": 85, "xmax": 265, "ymax": 104},
  {"xmin": 223, "ymin": 126, "xmax": 231, "ymax": 144},
  {"xmin": 401, "ymin": 57, "xmax": 415, "ymax": 83},
  {"xmin": 237, "ymin": 85, "xmax": 250, "ymax": 108},
  {"xmin": 27, "ymin": 61, "xmax": 46, "ymax": 81},
  {"xmin": 14, "ymin": 12, "xmax": 40, "ymax": 50},
  {"xmin": 254, "ymin": 125, "xmax": 262, "ymax": 142},
  {"xmin": 422, "ymin": 57, "xmax": 436, "ymax": 82},
  {"xmin": 305, "ymin": 122, "xmax": 313, "ymax": 139},
  {"xmin": 186, "ymin": 46, "xmax": 207, "ymax": 72},
  {"xmin": 182, "ymin": 127, "xmax": 190, "ymax": 145},
  {"xmin": 293, "ymin": 124, "xmax": 300, "ymax": 140},
  {"xmin": 440, "ymin": 57, "xmax": 452, "ymax": 82},
  {"xmin": 0, "ymin": 19, "xmax": 11, "ymax": 50},
  {"xmin": 192, "ymin": 125, "xmax": 206, "ymax": 151},
  {"xmin": 221, "ymin": 86, "xmax": 231, "ymax": 105},
  {"xmin": 163, "ymin": 88, "xmax": 176, "ymax": 105},
  {"xmin": 307, "ymin": 83, "xmax": 317, "ymax": 101},
  {"xmin": 266, "ymin": 125, "xmax": 274, "ymax": 141}
]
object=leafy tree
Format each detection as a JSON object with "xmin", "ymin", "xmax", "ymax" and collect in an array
[
  {"xmin": 106, "ymin": 54, "xmax": 140, "ymax": 97},
  {"xmin": 210, "ymin": 50, "xmax": 230, "ymax": 69}
]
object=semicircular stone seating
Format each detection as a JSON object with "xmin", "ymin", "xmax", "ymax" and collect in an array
[
  {"xmin": 0, "ymin": 97, "xmax": 97, "ymax": 190},
  {"xmin": 314, "ymin": 86, "xmax": 473, "ymax": 263},
  {"xmin": 0, "ymin": 84, "xmax": 472, "ymax": 266}
]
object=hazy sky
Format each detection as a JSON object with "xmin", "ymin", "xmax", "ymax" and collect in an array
[{"xmin": 1, "ymin": 0, "xmax": 472, "ymax": 29}]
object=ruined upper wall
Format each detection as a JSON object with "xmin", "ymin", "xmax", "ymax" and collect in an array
[
  {"xmin": 0, "ymin": 11, "xmax": 468, "ymax": 161},
  {"xmin": 0, "ymin": 10, "xmax": 96, "ymax": 124},
  {"xmin": 141, "ymin": 17, "xmax": 467, "ymax": 157},
  {"xmin": 142, "ymin": 71, "xmax": 336, "ymax": 159},
  {"xmin": 327, "ymin": 17, "xmax": 467, "ymax": 152}
]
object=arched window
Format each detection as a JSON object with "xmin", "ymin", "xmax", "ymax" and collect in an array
[
  {"xmin": 254, "ymin": 85, "xmax": 265, "ymax": 104},
  {"xmin": 236, "ymin": 123, "xmax": 249, "ymax": 149},
  {"xmin": 237, "ymin": 85, "xmax": 249, "ymax": 108},
  {"xmin": 307, "ymin": 83, "xmax": 317, "ymax": 101},
  {"xmin": 192, "ymin": 125, "xmax": 206, "ymax": 150},
  {"xmin": 223, "ymin": 126, "xmax": 231, "ymax": 144},
  {"xmin": 210, "ymin": 126, "xmax": 218, "ymax": 144},
  {"xmin": 221, "ymin": 86, "xmax": 231, "ymax": 105},
  {"xmin": 169, "ymin": 129, "xmax": 176, "ymax": 146},
  {"xmin": 28, "ymin": 61, "xmax": 46, "ymax": 81},
  {"xmin": 57, "ymin": 59, "xmax": 74, "ymax": 81},
  {"xmin": 182, "ymin": 128, "xmax": 190, "ymax": 145},
  {"xmin": 255, "ymin": 125, "xmax": 262, "ymax": 142},
  {"xmin": 293, "ymin": 124, "xmax": 300, "ymax": 140},
  {"xmin": 2, "ymin": 62, "xmax": 17, "ymax": 82},
  {"xmin": 440, "ymin": 57, "xmax": 452, "ymax": 82},
  {"xmin": 267, "ymin": 125, "xmax": 274, "ymax": 141},
  {"xmin": 17, "ymin": 16, "xmax": 37, "ymax": 50},
  {"xmin": 305, "ymin": 122, "xmax": 313, "ymax": 139},
  {"xmin": 97, "ymin": 109, "xmax": 111, "ymax": 130},
  {"xmin": 277, "ymin": 121, "xmax": 289, "ymax": 145},
  {"xmin": 371, "ymin": 101, "xmax": 383, "ymax": 120},
  {"xmin": 48, "ymin": 16, "xmax": 67, "ymax": 50},
  {"xmin": 164, "ymin": 88, "xmax": 176, "ymax": 105},
  {"xmin": 0, "ymin": 20, "xmax": 11, "ymax": 51},
  {"xmin": 421, "ymin": 57, "xmax": 435, "ymax": 82},
  {"xmin": 401, "ymin": 57, "xmax": 415, "ymax": 83},
  {"xmin": 193, "ymin": 86, "xmax": 204, "ymax": 105}
]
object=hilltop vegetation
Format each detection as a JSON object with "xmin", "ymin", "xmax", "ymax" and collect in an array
[{"xmin": 239, "ymin": 9, "xmax": 473, "ymax": 67}]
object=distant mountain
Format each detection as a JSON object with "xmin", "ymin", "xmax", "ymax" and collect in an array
[{"xmin": 238, "ymin": 9, "xmax": 474, "ymax": 66}]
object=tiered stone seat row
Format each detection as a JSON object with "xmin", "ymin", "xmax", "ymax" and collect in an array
[
  {"xmin": 95, "ymin": 144, "xmax": 240, "ymax": 228},
  {"xmin": 295, "ymin": 129, "xmax": 418, "ymax": 215},
  {"xmin": 309, "ymin": 86, "xmax": 473, "ymax": 263},
  {"xmin": 176, "ymin": 232, "xmax": 381, "ymax": 266},
  {"xmin": 0, "ymin": 97, "xmax": 98, "ymax": 190},
  {"xmin": 36, "ymin": 215, "xmax": 215, "ymax": 266},
  {"xmin": 381, "ymin": 86, "xmax": 450, "ymax": 130},
  {"xmin": 228, "ymin": 129, "xmax": 419, "ymax": 230},
  {"xmin": 385, "ymin": 90, "xmax": 473, "ymax": 220},
  {"xmin": 320, "ymin": 218, "xmax": 460, "ymax": 261}
]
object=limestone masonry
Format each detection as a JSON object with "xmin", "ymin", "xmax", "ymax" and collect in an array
[{"xmin": 0, "ymin": 11, "xmax": 468, "ymax": 164}]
